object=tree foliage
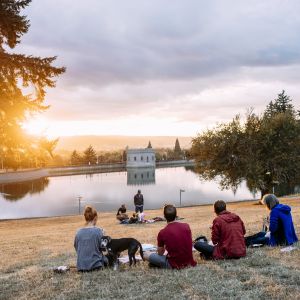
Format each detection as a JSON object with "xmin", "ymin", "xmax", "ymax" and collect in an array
[
  {"xmin": 191, "ymin": 91, "xmax": 300, "ymax": 197},
  {"xmin": 264, "ymin": 90, "xmax": 295, "ymax": 118},
  {"xmin": 70, "ymin": 150, "xmax": 82, "ymax": 165},
  {"xmin": 0, "ymin": 0, "xmax": 65, "ymax": 168},
  {"xmin": 174, "ymin": 138, "xmax": 182, "ymax": 153},
  {"xmin": 83, "ymin": 145, "xmax": 97, "ymax": 165}
]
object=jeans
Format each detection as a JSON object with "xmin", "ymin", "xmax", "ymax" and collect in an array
[
  {"xmin": 245, "ymin": 231, "xmax": 269, "ymax": 247},
  {"xmin": 78, "ymin": 256, "xmax": 109, "ymax": 272},
  {"xmin": 148, "ymin": 253, "xmax": 171, "ymax": 269},
  {"xmin": 135, "ymin": 205, "xmax": 144, "ymax": 213},
  {"xmin": 194, "ymin": 241, "xmax": 214, "ymax": 259}
]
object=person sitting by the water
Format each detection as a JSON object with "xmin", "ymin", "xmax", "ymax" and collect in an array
[
  {"xmin": 245, "ymin": 194, "xmax": 298, "ymax": 247},
  {"xmin": 116, "ymin": 204, "xmax": 128, "ymax": 221},
  {"xmin": 194, "ymin": 200, "xmax": 246, "ymax": 260},
  {"xmin": 144, "ymin": 204, "xmax": 196, "ymax": 269},
  {"xmin": 74, "ymin": 205, "xmax": 108, "ymax": 271},
  {"xmin": 128, "ymin": 212, "xmax": 139, "ymax": 224}
]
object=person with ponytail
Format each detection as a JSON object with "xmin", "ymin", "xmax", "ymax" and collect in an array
[{"xmin": 74, "ymin": 205, "xmax": 108, "ymax": 271}]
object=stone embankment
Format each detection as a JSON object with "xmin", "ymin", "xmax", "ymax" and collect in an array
[{"xmin": 0, "ymin": 169, "xmax": 49, "ymax": 184}]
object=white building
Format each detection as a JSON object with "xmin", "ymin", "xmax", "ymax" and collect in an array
[{"xmin": 126, "ymin": 148, "xmax": 156, "ymax": 168}]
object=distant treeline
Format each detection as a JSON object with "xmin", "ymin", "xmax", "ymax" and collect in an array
[
  {"xmin": 0, "ymin": 138, "xmax": 189, "ymax": 171},
  {"xmin": 68, "ymin": 139, "xmax": 188, "ymax": 166}
]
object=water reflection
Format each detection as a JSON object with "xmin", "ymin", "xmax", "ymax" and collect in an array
[
  {"xmin": 127, "ymin": 167, "xmax": 155, "ymax": 185},
  {"xmin": 185, "ymin": 166, "xmax": 299, "ymax": 197},
  {"xmin": 184, "ymin": 165, "xmax": 196, "ymax": 173},
  {"xmin": 0, "ymin": 177, "xmax": 49, "ymax": 201}
]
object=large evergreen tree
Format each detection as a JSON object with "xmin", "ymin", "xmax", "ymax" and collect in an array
[
  {"xmin": 264, "ymin": 90, "xmax": 295, "ymax": 118},
  {"xmin": 0, "ymin": 0, "xmax": 65, "ymax": 167}
]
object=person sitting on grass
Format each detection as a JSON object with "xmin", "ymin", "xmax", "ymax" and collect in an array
[
  {"xmin": 245, "ymin": 194, "xmax": 298, "ymax": 247},
  {"xmin": 74, "ymin": 205, "xmax": 108, "ymax": 271},
  {"xmin": 128, "ymin": 212, "xmax": 139, "ymax": 224},
  {"xmin": 116, "ymin": 204, "xmax": 128, "ymax": 221},
  {"xmin": 194, "ymin": 200, "xmax": 246, "ymax": 260},
  {"xmin": 144, "ymin": 204, "xmax": 196, "ymax": 269}
]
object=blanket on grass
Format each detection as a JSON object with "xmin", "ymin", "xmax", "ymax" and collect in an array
[{"xmin": 120, "ymin": 217, "xmax": 184, "ymax": 225}]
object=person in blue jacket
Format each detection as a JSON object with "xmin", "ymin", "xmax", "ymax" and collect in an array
[
  {"xmin": 264, "ymin": 194, "xmax": 298, "ymax": 246},
  {"xmin": 245, "ymin": 194, "xmax": 298, "ymax": 247}
]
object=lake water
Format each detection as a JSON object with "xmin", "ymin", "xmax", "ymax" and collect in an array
[{"xmin": 0, "ymin": 166, "xmax": 260, "ymax": 220}]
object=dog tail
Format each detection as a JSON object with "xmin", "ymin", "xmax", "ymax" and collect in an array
[{"xmin": 139, "ymin": 242, "xmax": 144, "ymax": 261}]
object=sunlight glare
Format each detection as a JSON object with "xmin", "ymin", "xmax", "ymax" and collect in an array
[
  {"xmin": 22, "ymin": 116, "xmax": 52, "ymax": 138},
  {"xmin": 22, "ymin": 116, "xmax": 203, "ymax": 138}
]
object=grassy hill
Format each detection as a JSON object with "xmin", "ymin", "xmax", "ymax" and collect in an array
[{"xmin": 0, "ymin": 198, "xmax": 299, "ymax": 299}]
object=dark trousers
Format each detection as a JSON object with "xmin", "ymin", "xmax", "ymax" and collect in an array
[
  {"xmin": 194, "ymin": 241, "xmax": 214, "ymax": 259},
  {"xmin": 245, "ymin": 231, "xmax": 269, "ymax": 247},
  {"xmin": 135, "ymin": 205, "xmax": 143, "ymax": 213}
]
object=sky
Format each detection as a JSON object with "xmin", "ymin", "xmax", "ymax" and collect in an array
[{"xmin": 19, "ymin": 0, "xmax": 300, "ymax": 137}]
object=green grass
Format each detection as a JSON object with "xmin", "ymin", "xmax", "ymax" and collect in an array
[{"xmin": 1, "ymin": 245, "xmax": 299, "ymax": 300}]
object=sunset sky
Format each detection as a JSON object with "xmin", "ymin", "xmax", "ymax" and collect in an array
[{"xmin": 20, "ymin": 0, "xmax": 300, "ymax": 137}]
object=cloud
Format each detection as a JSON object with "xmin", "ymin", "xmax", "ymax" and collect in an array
[{"xmin": 16, "ymin": 0, "xmax": 300, "ymax": 135}]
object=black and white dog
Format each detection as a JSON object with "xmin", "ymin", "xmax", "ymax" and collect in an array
[{"xmin": 101, "ymin": 236, "xmax": 144, "ymax": 267}]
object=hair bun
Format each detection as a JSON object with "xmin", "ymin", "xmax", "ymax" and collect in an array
[{"xmin": 84, "ymin": 205, "xmax": 98, "ymax": 223}]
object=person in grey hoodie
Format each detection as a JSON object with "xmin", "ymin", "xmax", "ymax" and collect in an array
[{"xmin": 74, "ymin": 205, "xmax": 108, "ymax": 271}]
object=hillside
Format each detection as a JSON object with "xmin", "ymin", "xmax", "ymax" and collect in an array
[
  {"xmin": 56, "ymin": 135, "xmax": 193, "ymax": 151},
  {"xmin": 0, "ymin": 198, "xmax": 299, "ymax": 299}
]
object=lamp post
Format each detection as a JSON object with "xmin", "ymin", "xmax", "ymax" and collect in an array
[
  {"xmin": 265, "ymin": 171, "xmax": 272, "ymax": 193},
  {"xmin": 266, "ymin": 171, "xmax": 279, "ymax": 194},
  {"xmin": 179, "ymin": 189, "xmax": 185, "ymax": 207},
  {"xmin": 0, "ymin": 146, "xmax": 6, "ymax": 171},
  {"xmin": 77, "ymin": 196, "xmax": 82, "ymax": 215},
  {"xmin": 272, "ymin": 181, "xmax": 279, "ymax": 194}
]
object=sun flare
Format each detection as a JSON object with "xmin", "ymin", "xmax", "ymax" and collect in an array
[
  {"xmin": 22, "ymin": 116, "xmax": 201, "ymax": 138},
  {"xmin": 22, "ymin": 117, "xmax": 52, "ymax": 138}
]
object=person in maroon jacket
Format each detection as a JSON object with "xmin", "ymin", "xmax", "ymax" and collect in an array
[
  {"xmin": 144, "ymin": 204, "xmax": 197, "ymax": 269},
  {"xmin": 194, "ymin": 200, "xmax": 246, "ymax": 259}
]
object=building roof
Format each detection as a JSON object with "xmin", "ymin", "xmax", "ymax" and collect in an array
[{"xmin": 127, "ymin": 148, "xmax": 155, "ymax": 153}]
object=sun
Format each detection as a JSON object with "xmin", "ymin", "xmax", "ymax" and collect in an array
[{"xmin": 22, "ymin": 116, "xmax": 52, "ymax": 137}]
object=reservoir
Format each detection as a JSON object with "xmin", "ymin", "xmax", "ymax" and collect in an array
[{"xmin": 0, "ymin": 166, "xmax": 262, "ymax": 220}]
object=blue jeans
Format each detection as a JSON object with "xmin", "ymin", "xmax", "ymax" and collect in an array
[
  {"xmin": 148, "ymin": 253, "xmax": 171, "ymax": 269},
  {"xmin": 245, "ymin": 231, "xmax": 269, "ymax": 247},
  {"xmin": 135, "ymin": 205, "xmax": 144, "ymax": 213},
  {"xmin": 194, "ymin": 241, "xmax": 214, "ymax": 259}
]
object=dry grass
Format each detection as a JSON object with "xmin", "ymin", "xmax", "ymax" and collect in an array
[{"xmin": 0, "ymin": 198, "xmax": 300, "ymax": 300}]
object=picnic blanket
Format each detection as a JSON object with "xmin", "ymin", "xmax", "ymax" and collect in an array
[
  {"xmin": 120, "ymin": 217, "xmax": 184, "ymax": 225},
  {"xmin": 118, "ymin": 255, "xmax": 143, "ymax": 264},
  {"xmin": 116, "ymin": 244, "xmax": 156, "ymax": 264}
]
